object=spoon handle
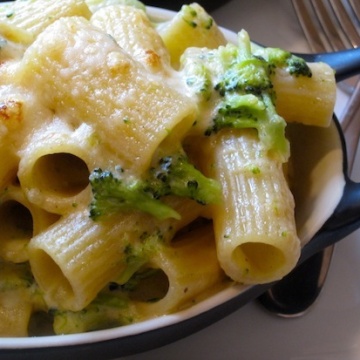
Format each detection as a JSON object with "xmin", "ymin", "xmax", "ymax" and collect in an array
[
  {"xmin": 257, "ymin": 245, "xmax": 334, "ymax": 317},
  {"xmin": 296, "ymin": 47, "xmax": 360, "ymax": 82}
]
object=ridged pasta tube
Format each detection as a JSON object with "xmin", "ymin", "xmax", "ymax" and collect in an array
[
  {"xmin": 17, "ymin": 119, "xmax": 104, "ymax": 215},
  {"xmin": 91, "ymin": 5, "xmax": 172, "ymax": 74},
  {"xmin": 15, "ymin": 16, "xmax": 197, "ymax": 175},
  {"xmin": 201, "ymin": 129, "xmax": 301, "ymax": 284},
  {"xmin": 136, "ymin": 223, "xmax": 225, "ymax": 317},
  {"xmin": 272, "ymin": 62, "xmax": 336, "ymax": 127},
  {"xmin": 0, "ymin": 262, "xmax": 35, "ymax": 337},
  {"xmin": 2, "ymin": 0, "xmax": 91, "ymax": 39},
  {"xmin": 28, "ymin": 198, "xmax": 204, "ymax": 312},
  {"xmin": 157, "ymin": 3, "xmax": 227, "ymax": 69},
  {"xmin": 0, "ymin": 185, "xmax": 58, "ymax": 263}
]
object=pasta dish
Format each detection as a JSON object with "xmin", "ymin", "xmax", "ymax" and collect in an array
[{"xmin": 0, "ymin": 0, "xmax": 336, "ymax": 336}]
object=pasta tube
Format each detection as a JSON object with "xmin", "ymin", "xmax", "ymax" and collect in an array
[
  {"xmin": 17, "ymin": 118, "xmax": 119, "ymax": 215},
  {"xmin": 2, "ymin": 0, "xmax": 91, "ymax": 39},
  {"xmin": 0, "ymin": 21, "xmax": 33, "ymax": 47},
  {"xmin": 29, "ymin": 209, "xmax": 137, "ymax": 312},
  {"xmin": 14, "ymin": 16, "xmax": 197, "ymax": 175},
  {"xmin": 0, "ymin": 262, "xmax": 35, "ymax": 337},
  {"xmin": 272, "ymin": 62, "xmax": 336, "ymax": 127},
  {"xmin": 200, "ymin": 129, "xmax": 300, "ymax": 284},
  {"xmin": 91, "ymin": 5, "xmax": 172, "ymax": 74},
  {"xmin": 157, "ymin": 3, "xmax": 227, "ymax": 69},
  {"xmin": 0, "ymin": 185, "xmax": 58, "ymax": 263},
  {"xmin": 28, "ymin": 198, "xmax": 204, "ymax": 311},
  {"xmin": 136, "ymin": 222, "xmax": 226, "ymax": 317}
]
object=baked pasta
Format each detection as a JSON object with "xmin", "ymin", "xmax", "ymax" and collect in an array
[{"xmin": 0, "ymin": 0, "xmax": 336, "ymax": 336}]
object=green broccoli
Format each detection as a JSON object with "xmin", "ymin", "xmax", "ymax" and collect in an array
[
  {"xmin": 181, "ymin": 29, "xmax": 293, "ymax": 161},
  {"xmin": 115, "ymin": 231, "xmax": 162, "ymax": 286},
  {"xmin": 258, "ymin": 46, "xmax": 312, "ymax": 77},
  {"xmin": 89, "ymin": 168, "xmax": 179, "ymax": 221},
  {"xmin": 183, "ymin": 60, "xmax": 213, "ymax": 101},
  {"xmin": 146, "ymin": 153, "xmax": 221, "ymax": 204},
  {"xmin": 53, "ymin": 266, "xmax": 167, "ymax": 334},
  {"xmin": 89, "ymin": 153, "xmax": 221, "ymax": 221},
  {"xmin": 286, "ymin": 55, "xmax": 312, "ymax": 77},
  {"xmin": 214, "ymin": 57, "xmax": 272, "ymax": 96},
  {"xmin": 53, "ymin": 291, "xmax": 134, "ymax": 334}
]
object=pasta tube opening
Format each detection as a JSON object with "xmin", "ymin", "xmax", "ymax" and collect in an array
[
  {"xmin": 0, "ymin": 200, "xmax": 33, "ymax": 262},
  {"xmin": 233, "ymin": 243, "xmax": 286, "ymax": 276},
  {"xmin": 32, "ymin": 152, "xmax": 89, "ymax": 197},
  {"xmin": 136, "ymin": 223, "xmax": 225, "ymax": 317},
  {"xmin": 124, "ymin": 268, "xmax": 169, "ymax": 303},
  {"xmin": 29, "ymin": 247, "xmax": 75, "ymax": 306},
  {"xmin": 0, "ymin": 200, "xmax": 33, "ymax": 239}
]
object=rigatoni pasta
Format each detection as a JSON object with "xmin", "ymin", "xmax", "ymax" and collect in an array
[
  {"xmin": 137, "ymin": 222, "xmax": 225, "ymax": 317},
  {"xmin": 29, "ymin": 197, "xmax": 204, "ymax": 312},
  {"xmin": 0, "ymin": 184, "xmax": 58, "ymax": 263},
  {"xmin": 14, "ymin": 15, "xmax": 197, "ymax": 174},
  {"xmin": 156, "ymin": 2, "xmax": 227, "ymax": 69},
  {"xmin": 272, "ymin": 62, "xmax": 336, "ymax": 127},
  {"xmin": 90, "ymin": 5, "xmax": 172, "ymax": 74},
  {"xmin": 1, "ymin": 0, "xmax": 92, "ymax": 38},
  {"xmin": 0, "ymin": 0, "xmax": 337, "ymax": 337},
  {"xmin": 197, "ymin": 129, "xmax": 300, "ymax": 284}
]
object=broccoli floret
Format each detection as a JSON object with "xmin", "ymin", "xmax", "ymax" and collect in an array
[
  {"xmin": 215, "ymin": 31, "xmax": 273, "ymax": 97},
  {"xmin": 183, "ymin": 60, "xmax": 213, "ymax": 100},
  {"xmin": 89, "ymin": 168, "xmax": 179, "ymax": 221},
  {"xmin": 116, "ymin": 231, "xmax": 162, "ymax": 285},
  {"xmin": 180, "ymin": 30, "xmax": 311, "ymax": 161},
  {"xmin": 53, "ymin": 292, "xmax": 133, "ymax": 334},
  {"xmin": 212, "ymin": 31, "xmax": 289, "ymax": 159},
  {"xmin": 215, "ymin": 57, "xmax": 272, "ymax": 96},
  {"xmin": 146, "ymin": 154, "xmax": 221, "ymax": 205},
  {"xmin": 206, "ymin": 92, "xmax": 288, "ymax": 157},
  {"xmin": 182, "ymin": 30, "xmax": 295, "ymax": 160},
  {"xmin": 89, "ymin": 153, "xmax": 221, "ymax": 221},
  {"xmin": 286, "ymin": 55, "xmax": 312, "ymax": 77},
  {"xmin": 256, "ymin": 47, "xmax": 312, "ymax": 78}
]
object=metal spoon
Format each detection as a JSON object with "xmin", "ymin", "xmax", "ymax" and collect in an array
[{"xmin": 258, "ymin": 47, "xmax": 360, "ymax": 317}]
